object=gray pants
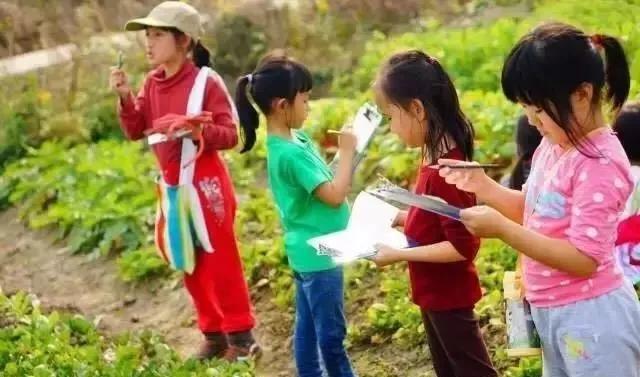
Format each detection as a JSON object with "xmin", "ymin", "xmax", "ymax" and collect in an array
[{"xmin": 531, "ymin": 282, "xmax": 640, "ymax": 377}]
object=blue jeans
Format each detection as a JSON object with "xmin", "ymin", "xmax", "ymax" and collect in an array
[{"xmin": 293, "ymin": 267, "xmax": 355, "ymax": 377}]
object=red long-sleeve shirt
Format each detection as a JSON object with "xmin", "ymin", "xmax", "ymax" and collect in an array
[
  {"xmin": 119, "ymin": 60, "xmax": 238, "ymax": 186},
  {"xmin": 404, "ymin": 148, "xmax": 482, "ymax": 311}
]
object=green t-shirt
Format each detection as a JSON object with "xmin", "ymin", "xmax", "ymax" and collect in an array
[{"xmin": 266, "ymin": 131, "xmax": 350, "ymax": 273}]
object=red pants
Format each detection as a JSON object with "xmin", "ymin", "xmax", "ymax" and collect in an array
[{"xmin": 182, "ymin": 155, "xmax": 255, "ymax": 334}]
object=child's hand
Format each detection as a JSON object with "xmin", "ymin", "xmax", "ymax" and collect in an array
[
  {"xmin": 437, "ymin": 159, "xmax": 491, "ymax": 194},
  {"xmin": 460, "ymin": 205, "xmax": 509, "ymax": 238},
  {"xmin": 338, "ymin": 129, "xmax": 357, "ymax": 155},
  {"xmin": 110, "ymin": 68, "xmax": 132, "ymax": 99},
  {"xmin": 371, "ymin": 243, "xmax": 400, "ymax": 267}
]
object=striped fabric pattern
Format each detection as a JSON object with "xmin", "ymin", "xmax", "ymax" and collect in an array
[{"xmin": 154, "ymin": 182, "xmax": 197, "ymax": 274}]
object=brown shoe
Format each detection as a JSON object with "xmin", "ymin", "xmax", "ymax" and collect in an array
[
  {"xmin": 223, "ymin": 342, "xmax": 262, "ymax": 362},
  {"xmin": 193, "ymin": 333, "xmax": 228, "ymax": 360}
]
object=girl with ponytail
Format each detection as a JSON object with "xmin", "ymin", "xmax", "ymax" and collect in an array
[
  {"xmin": 235, "ymin": 51, "xmax": 357, "ymax": 376},
  {"xmin": 440, "ymin": 22, "xmax": 640, "ymax": 376},
  {"xmin": 110, "ymin": 1, "xmax": 257, "ymax": 362}
]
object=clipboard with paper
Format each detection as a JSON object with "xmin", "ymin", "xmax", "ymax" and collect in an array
[
  {"xmin": 307, "ymin": 192, "xmax": 408, "ymax": 264},
  {"xmin": 330, "ymin": 103, "xmax": 383, "ymax": 172},
  {"xmin": 366, "ymin": 177, "xmax": 462, "ymax": 221}
]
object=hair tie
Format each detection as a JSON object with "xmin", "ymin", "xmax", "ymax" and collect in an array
[
  {"xmin": 590, "ymin": 34, "xmax": 605, "ymax": 50},
  {"xmin": 246, "ymin": 73, "xmax": 253, "ymax": 84}
]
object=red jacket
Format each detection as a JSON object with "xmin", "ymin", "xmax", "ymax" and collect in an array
[
  {"xmin": 119, "ymin": 61, "xmax": 237, "ymax": 186},
  {"xmin": 404, "ymin": 149, "xmax": 482, "ymax": 311}
]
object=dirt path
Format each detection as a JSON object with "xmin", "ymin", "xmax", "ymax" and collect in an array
[
  {"xmin": 0, "ymin": 208, "xmax": 293, "ymax": 376},
  {"xmin": 0, "ymin": 208, "xmax": 434, "ymax": 376}
]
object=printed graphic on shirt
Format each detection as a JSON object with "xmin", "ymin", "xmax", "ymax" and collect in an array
[
  {"xmin": 198, "ymin": 176, "xmax": 225, "ymax": 225},
  {"xmin": 535, "ymin": 191, "xmax": 567, "ymax": 219}
]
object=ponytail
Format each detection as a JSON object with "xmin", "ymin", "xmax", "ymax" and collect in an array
[
  {"xmin": 163, "ymin": 27, "xmax": 212, "ymax": 68},
  {"xmin": 235, "ymin": 75, "xmax": 259, "ymax": 153},
  {"xmin": 592, "ymin": 34, "xmax": 630, "ymax": 113},
  {"xmin": 501, "ymin": 22, "xmax": 632, "ymax": 157},
  {"xmin": 193, "ymin": 40, "xmax": 212, "ymax": 68}
]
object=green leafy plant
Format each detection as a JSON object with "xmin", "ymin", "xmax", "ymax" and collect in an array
[
  {"xmin": 0, "ymin": 140, "xmax": 156, "ymax": 255},
  {"xmin": 118, "ymin": 247, "xmax": 172, "ymax": 282},
  {"xmin": 0, "ymin": 291, "xmax": 255, "ymax": 376}
]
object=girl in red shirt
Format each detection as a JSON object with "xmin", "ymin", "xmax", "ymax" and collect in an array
[
  {"xmin": 372, "ymin": 50, "xmax": 497, "ymax": 377},
  {"xmin": 109, "ymin": 2, "xmax": 257, "ymax": 361}
]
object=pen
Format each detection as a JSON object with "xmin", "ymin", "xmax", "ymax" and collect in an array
[{"xmin": 430, "ymin": 163, "xmax": 503, "ymax": 169}]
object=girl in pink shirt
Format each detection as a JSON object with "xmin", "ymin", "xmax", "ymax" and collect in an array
[{"xmin": 440, "ymin": 22, "xmax": 640, "ymax": 376}]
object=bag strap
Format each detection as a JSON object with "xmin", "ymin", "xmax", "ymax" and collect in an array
[
  {"xmin": 179, "ymin": 67, "xmax": 211, "ymax": 185},
  {"xmin": 208, "ymin": 69, "xmax": 239, "ymax": 125}
]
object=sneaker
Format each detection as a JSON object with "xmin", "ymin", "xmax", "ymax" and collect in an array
[
  {"xmin": 223, "ymin": 342, "xmax": 262, "ymax": 363},
  {"xmin": 193, "ymin": 333, "xmax": 228, "ymax": 360}
]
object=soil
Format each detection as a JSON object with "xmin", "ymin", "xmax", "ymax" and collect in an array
[{"xmin": 0, "ymin": 207, "xmax": 435, "ymax": 376}]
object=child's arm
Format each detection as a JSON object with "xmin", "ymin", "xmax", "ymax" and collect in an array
[
  {"xmin": 373, "ymin": 175, "xmax": 478, "ymax": 266},
  {"xmin": 462, "ymin": 157, "xmax": 631, "ymax": 278},
  {"xmin": 491, "ymin": 212, "xmax": 597, "ymax": 277},
  {"xmin": 199, "ymin": 76, "xmax": 238, "ymax": 151},
  {"xmin": 438, "ymin": 158, "xmax": 525, "ymax": 224},
  {"xmin": 111, "ymin": 68, "xmax": 147, "ymax": 141},
  {"xmin": 375, "ymin": 241, "xmax": 466, "ymax": 265},
  {"xmin": 313, "ymin": 131, "xmax": 357, "ymax": 207}
]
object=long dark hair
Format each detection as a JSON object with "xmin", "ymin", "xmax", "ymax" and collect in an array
[
  {"xmin": 613, "ymin": 101, "xmax": 640, "ymax": 163},
  {"xmin": 509, "ymin": 114, "xmax": 542, "ymax": 190},
  {"xmin": 163, "ymin": 27, "xmax": 212, "ymax": 68},
  {"xmin": 502, "ymin": 22, "xmax": 630, "ymax": 156},
  {"xmin": 234, "ymin": 51, "xmax": 313, "ymax": 153},
  {"xmin": 378, "ymin": 50, "xmax": 475, "ymax": 162}
]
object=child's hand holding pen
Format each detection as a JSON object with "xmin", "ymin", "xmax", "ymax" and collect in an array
[
  {"xmin": 109, "ymin": 51, "xmax": 132, "ymax": 99},
  {"xmin": 436, "ymin": 158, "xmax": 497, "ymax": 194},
  {"xmin": 328, "ymin": 128, "xmax": 357, "ymax": 155}
]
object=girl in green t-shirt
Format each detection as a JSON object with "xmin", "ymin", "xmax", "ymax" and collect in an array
[{"xmin": 234, "ymin": 51, "xmax": 357, "ymax": 377}]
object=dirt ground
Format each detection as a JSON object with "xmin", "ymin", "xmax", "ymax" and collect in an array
[{"xmin": 0, "ymin": 208, "xmax": 434, "ymax": 376}]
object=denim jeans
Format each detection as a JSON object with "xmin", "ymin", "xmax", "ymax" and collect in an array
[{"xmin": 293, "ymin": 267, "xmax": 355, "ymax": 377}]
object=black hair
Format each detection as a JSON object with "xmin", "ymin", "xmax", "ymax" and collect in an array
[
  {"xmin": 158, "ymin": 27, "xmax": 212, "ymax": 68},
  {"xmin": 377, "ymin": 50, "xmax": 475, "ymax": 162},
  {"xmin": 502, "ymin": 22, "xmax": 630, "ymax": 156},
  {"xmin": 192, "ymin": 40, "xmax": 212, "ymax": 68},
  {"xmin": 234, "ymin": 50, "xmax": 313, "ymax": 153},
  {"xmin": 509, "ymin": 114, "xmax": 543, "ymax": 190},
  {"xmin": 613, "ymin": 101, "xmax": 640, "ymax": 163}
]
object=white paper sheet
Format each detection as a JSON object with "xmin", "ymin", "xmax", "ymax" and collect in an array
[{"xmin": 308, "ymin": 192, "xmax": 408, "ymax": 264}]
